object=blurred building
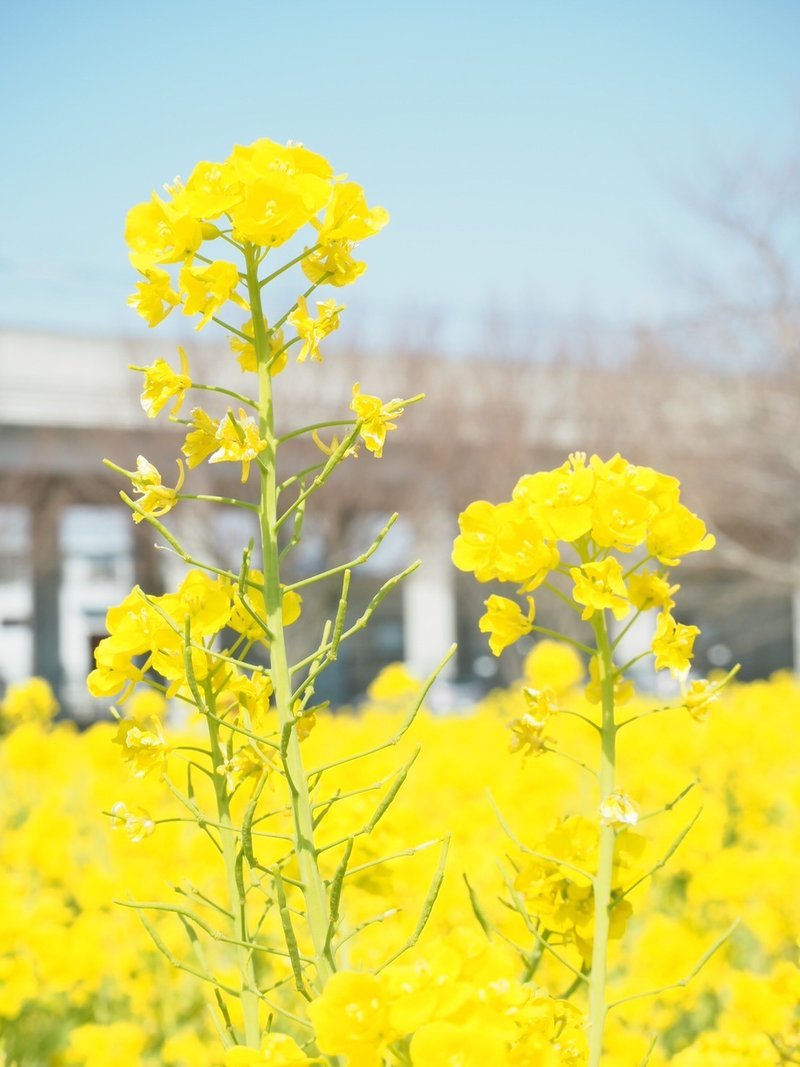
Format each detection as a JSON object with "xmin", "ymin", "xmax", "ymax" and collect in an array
[{"xmin": 1, "ymin": 327, "xmax": 798, "ymax": 717}]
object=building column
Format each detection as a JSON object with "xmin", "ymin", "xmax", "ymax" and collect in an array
[
  {"xmin": 402, "ymin": 508, "xmax": 457, "ymax": 687},
  {"xmin": 31, "ymin": 482, "xmax": 64, "ymax": 700}
]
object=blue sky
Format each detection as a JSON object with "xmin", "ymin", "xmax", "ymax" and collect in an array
[{"xmin": 1, "ymin": 1, "xmax": 798, "ymax": 352}]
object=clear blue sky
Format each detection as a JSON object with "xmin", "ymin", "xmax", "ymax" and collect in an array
[{"xmin": 1, "ymin": 0, "xmax": 798, "ymax": 352}]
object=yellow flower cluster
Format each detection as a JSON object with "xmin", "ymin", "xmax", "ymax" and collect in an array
[
  {"xmin": 309, "ymin": 948, "xmax": 586, "ymax": 1064},
  {"xmin": 4, "ymin": 655, "xmax": 800, "ymax": 1063},
  {"xmin": 514, "ymin": 815, "xmax": 643, "ymax": 961},
  {"xmin": 0, "ymin": 676, "xmax": 59, "ymax": 729},
  {"xmin": 125, "ymin": 138, "xmax": 388, "ymax": 329},
  {"xmin": 87, "ymin": 569, "xmax": 299, "ymax": 715},
  {"xmin": 453, "ymin": 452, "xmax": 714, "ymax": 674}
]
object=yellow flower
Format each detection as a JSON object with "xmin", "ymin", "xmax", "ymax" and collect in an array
[
  {"xmin": 227, "ymin": 572, "xmax": 302, "ymax": 643},
  {"xmin": 513, "ymin": 452, "xmax": 595, "ymax": 542},
  {"xmin": 508, "ymin": 692, "xmax": 556, "ymax": 757},
  {"xmin": 651, "ymin": 610, "xmax": 700, "ymax": 676},
  {"xmin": 590, "ymin": 482, "xmax": 654, "ymax": 551},
  {"xmin": 288, "ymin": 296, "xmax": 344, "ymax": 362},
  {"xmin": 512, "ymin": 996, "xmax": 588, "ymax": 1065},
  {"xmin": 128, "ymin": 456, "xmax": 185, "ymax": 523},
  {"xmin": 151, "ymin": 643, "xmax": 211, "ymax": 698},
  {"xmin": 409, "ymin": 1020, "xmax": 508, "ymax": 1065},
  {"xmin": 350, "ymin": 383, "xmax": 404, "ymax": 457},
  {"xmin": 113, "ymin": 716, "xmax": 169, "ymax": 777},
  {"xmin": 230, "ymin": 317, "xmax": 288, "ymax": 375},
  {"xmin": 627, "ymin": 571, "xmax": 679, "ymax": 612},
  {"xmin": 681, "ymin": 677, "xmax": 720, "ymax": 721},
  {"xmin": 127, "ymin": 267, "xmax": 181, "ymax": 327},
  {"xmin": 646, "ymin": 503, "xmax": 716, "ymax": 566},
  {"xmin": 523, "ymin": 640, "xmax": 584, "ymax": 694},
  {"xmin": 125, "ymin": 192, "xmax": 203, "ymax": 271},
  {"xmin": 160, "ymin": 570, "xmax": 232, "ymax": 639},
  {"xmin": 135, "ymin": 347, "xmax": 191, "ymax": 418},
  {"xmin": 209, "ymin": 408, "xmax": 268, "ymax": 482},
  {"xmin": 223, "ymin": 1032, "xmax": 311, "ymax": 1064},
  {"xmin": 178, "ymin": 158, "xmax": 244, "ymax": 219},
  {"xmin": 0, "ymin": 677, "xmax": 59, "ymax": 727},
  {"xmin": 598, "ymin": 791, "xmax": 639, "ymax": 827},
  {"xmin": 110, "ymin": 801, "xmax": 155, "ymax": 842},
  {"xmin": 228, "ymin": 137, "xmax": 333, "ymax": 185},
  {"xmin": 479, "ymin": 594, "xmax": 535, "ymax": 656},
  {"xmin": 314, "ymin": 181, "xmax": 389, "ymax": 244},
  {"xmin": 569, "ymin": 557, "xmax": 629, "ymax": 621},
  {"xmin": 63, "ymin": 1021, "xmax": 148, "ymax": 1067},
  {"xmin": 308, "ymin": 971, "xmax": 392, "ymax": 1063},
  {"xmin": 179, "ymin": 259, "xmax": 247, "ymax": 329},
  {"xmin": 585, "ymin": 653, "xmax": 634, "ymax": 705},
  {"xmin": 367, "ymin": 662, "xmax": 421, "ymax": 703},
  {"xmin": 87, "ymin": 647, "xmax": 144, "ymax": 699},
  {"xmin": 126, "ymin": 688, "xmax": 167, "ymax": 720},
  {"xmin": 216, "ymin": 742, "xmax": 273, "ymax": 791},
  {"xmin": 294, "ymin": 708, "xmax": 317, "ymax": 742},
  {"xmin": 452, "ymin": 499, "xmax": 559, "ymax": 589},
  {"xmin": 182, "ymin": 407, "xmax": 221, "ymax": 468},
  {"xmin": 225, "ymin": 138, "xmax": 333, "ymax": 247},
  {"xmin": 86, "ymin": 587, "xmax": 179, "ymax": 698},
  {"xmin": 216, "ymin": 668, "xmax": 274, "ymax": 729},
  {"xmin": 227, "ymin": 140, "xmax": 332, "ymax": 247},
  {"xmin": 302, "ymin": 240, "xmax": 367, "ymax": 287},
  {"xmin": 522, "ymin": 685, "xmax": 559, "ymax": 726}
]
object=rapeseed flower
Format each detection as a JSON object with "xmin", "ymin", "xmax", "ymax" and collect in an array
[
  {"xmin": 128, "ymin": 456, "xmax": 184, "ymax": 523},
  {"xmin": 209, "ymin": 408, "xmax": 268, "ymax": 482},
  {"xmin": 479, "ymin": 594, "xmax": 535, "ymax": 656},
  {"xmin": 288, "ymin": 296, "xmax": 343, "ymax": 363},
  {"xmin": 350, "ymin": 383, "xmax": 404, "ymax": 457},
  {"xmin": 135, "ymin": 348, "xmax": 191, "ymax": 418}
]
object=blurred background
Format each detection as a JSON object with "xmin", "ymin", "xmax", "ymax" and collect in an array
[{"xmin": 1, "ymin": 0, "xmax": 799, "ymax": 717}]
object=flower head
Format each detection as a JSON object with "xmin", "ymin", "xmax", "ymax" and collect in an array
[
  {"xmin": 350, "ymin": 383, "xmax": 404, "ymax": 458},
  {"xmin": 479, "ymin": 594, "xmax": 535, "ymax": 656},
  {"xmin": 288, "ymin": 296, "xmax": 343, "ymax": 363},
  {"xmin": 182, "ymin": 407, "xmax": 220, "ymax": 468},
  {"xmin": 599, "ymin": 792, "xmax": 639, "ymax": 827},
  {"xmin": 113, "ymin": 716, "xmax": 169, "ymax": 777},
  {"xmin": 570, "ymin": 557, "xmax": 629, "ymax": 621},
  {"xmin": 179, "ymin": 259, "xmax": 246, "ymax": 330},
  {"xmin": 128, "ymin": 456, "xmax": 185, "ymax": 523},
  {"xmin": 135, "ymin": 348, "xmax": 191, "ymax": 418},
  {"xmin": 110, "ymin": 802, "xmax": 155, "ymax": 843},
  {"xmin": 308, "ymin": 971, "xmax": 392, "ymax": 1063},
  {"xmin": 652, "ymin": 610, "xmax": 700, "ymax": 677},
  {"xmin": 0, "ymin": 677, "xmax": 59, "ymax": 727},
  {"xmin": 230, "ymin": 317, "xmax": 287, "ymax": 375},
  {"xmin": 127, "ymin": 267, "xmax": 181, "ymax": 327},
  {"xmin": 209, "ymin": 409, "xmax": 268, "ymax": 482},
  {"xmin": 125, "ymin": 193, "xmax": 203, "ymax": 271}
]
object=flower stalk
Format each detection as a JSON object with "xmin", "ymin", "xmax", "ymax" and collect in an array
[
  {"xmin": 588, "ymin": 611, "xmax": 617, "ymax": 1067},
  {"xmin": 247, "ymin": 243, "xmax": 336, "ymax": 990}
]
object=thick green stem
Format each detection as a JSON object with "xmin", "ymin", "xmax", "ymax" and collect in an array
[
  {"xmin": 588, "ymin": 612, "xmax": 617, "ymax": 1067},
  {"xmin": 246, "ymin": 245, "xmax": 335, "ymax": 992}
]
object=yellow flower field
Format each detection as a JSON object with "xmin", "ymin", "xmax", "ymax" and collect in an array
[{"xmin": 2, "ymin": 655, "xmax": 799, "ymax": 1065}]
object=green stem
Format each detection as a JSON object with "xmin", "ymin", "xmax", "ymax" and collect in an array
[
  {"xmin": 277, "ymin": 418, "xmax": 355, "ymax": 445},
  {"xmin": 259, "ymin": 242, "xmax": 321, "ymax": 288},
  {"xmin": 179, "ymin": 494, "xmax": 258, "ymax": 511},
  {"xmin": 246, "ymin": 244, "xmax": 335, "ymax": 993},
  {"xmin": 531, "ymin": 624, "xmax": 594, "ymax": 655},
  {"xmin": 192, "ymin": 382, "xmax": 258, "ymax": 408},
  {"xmin": 205, "ymin": 706, "xmax": 261, "ymax": 1047},
  {"xmin": 588, "ymin": 611, "xmax": 617, "ymax": 1067}
]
